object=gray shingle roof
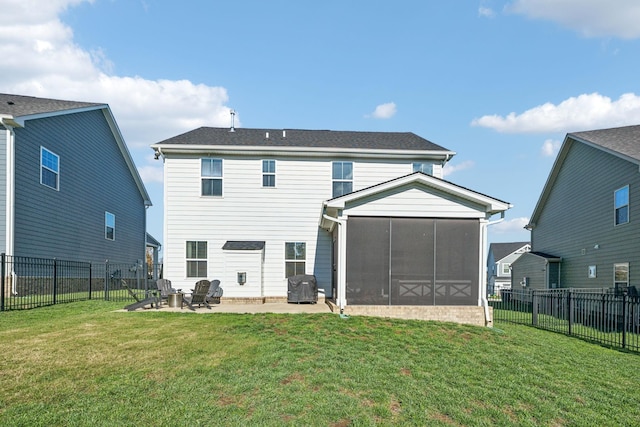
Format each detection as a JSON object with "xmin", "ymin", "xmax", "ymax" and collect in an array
[
  {"xmin": 0, "ymin": 93, "xmax": 103, "ymax": 117},
  {"xmin": 570, "ymin": 124, "xmax": 640, "ymax": 162},
  {"xmin": 222, "ymin": 241, "xmax": 266, "ymax": 250},
  {"xmin": 155, "ymin": 127, "xmax": 452, "ymax": 152},
  {"xmin": 489, "ymin": 242, "xmax": 530, "ymax": 261}
]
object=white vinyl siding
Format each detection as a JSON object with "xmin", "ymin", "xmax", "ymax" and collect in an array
[{"xmin": 163, "ymin": 156, "xmax": 457, "ymax": 295}]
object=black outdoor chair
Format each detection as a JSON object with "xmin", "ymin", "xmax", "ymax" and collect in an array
[
  {"xmin": 207, "ymin": 280, "xmax": 223, "ymax": 304},
  {"xmin": 183, "ymin": 280, "xmax": 213, "ymax": 310},
  {"xmin": 122, "ymin": 280, "xmax": 160, "ymax": 311},
  {"xmin": 155, "ymin": 278, "xmax": 178, "ymax": 304}
]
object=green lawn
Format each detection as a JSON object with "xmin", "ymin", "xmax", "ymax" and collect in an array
[{"xmin": 1, "ymin": 301, "xmax": 639, "ymax": 426}]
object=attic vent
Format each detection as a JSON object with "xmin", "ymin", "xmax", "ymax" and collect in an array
[
  {"xmin": 266, "ymin": 131, "xmax": 269, "ymax": 139},
  {"xmin": 283, "ymin": 130, "xmax": 286, "ymax": 138},
  {"xmin": 7, "ymin": 101, "xmax": 14, "ymax": 105}
]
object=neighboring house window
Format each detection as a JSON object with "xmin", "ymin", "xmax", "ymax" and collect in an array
[
  {"xmin": 285, "ymin": 242, "xmax": 306, "ymax": 277},
  {"xmin": 614, "ymin": 186, "xmax": 629, "ymax": 225},
  {"xmin": 105, "ymin": 212, "xmax": 115, "ymax": 240},
  {"xmin": 614, "ymin": 262, "xmax": 629, "ymax": 289},
  {"xmin": 201, "ymin": 158, "xmax": 223, "ymax": 196},
  {"xmin": 41, "ymin": 147, "xmax": 59, "ymax": 190},
  {"xmin": 412, "ymin": 162, "xmax": 432, "ymax": 175},
  {"xmin": 186, "ymin": 241, "xmax": 207, "ymax": 277},
  {"xmin": 262, "ymin": 160, "xmax": 276, "ymax": 187},
  {"xmin": 332, "ymin": 161, "xmax": 353, "ymax": 197},
  {"xmin": 501, "ymin": 263, "xmax": 511, "ymax": 275}
]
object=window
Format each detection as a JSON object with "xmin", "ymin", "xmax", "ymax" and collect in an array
[
  {"xmin": 41, "ymin": 147, "xmax": 59, "ymax": 190},
  {"xmin": 332, "ymin": 161, "xmax": 353, "ymax": 197},
  {"xmin": 186, "ymin": 241, "xmax": 207, "ymax": 278},
  {"xmin": 285, "ymin": 242, "xmax": 306, "ymax": 277},
  {"xmin": 262, "ymin": 160, "xmax": 276, "ymax": 187},
  {"xmin": 614, "ymin": 262, "xmax": 629, "ymax": 291},
  {"xmin": 105, "ymin": 212, "xmax": 115, "ymax": 240},
  {"xmin": 615, "ymin": 186, "xmax": 629, "ymax": 225},
  {"xmin": 201, "ymin": 158, "xmax": 222, "ymax": 196},
  {"xmin": 501, "ymin": 263, "xmax": 511, "ymax": 275},
  {"xmin": 412, "ymin": 162, "xmax": 433, "ymax": 175}
]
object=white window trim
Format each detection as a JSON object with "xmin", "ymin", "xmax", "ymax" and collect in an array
[
  {"xmin": 262, "ymin": 160, "xmax": 276, "ymax": 188},
  {"xmin": 40, "ymin": 146, "xmax": 60, "ymax": 191},
  {"xmin": 285, "ymin": 242, "xmax": 306, "ymax": 277},
  {"xmin": 332, "ymin": 161, "xmax": 353, "ymax": 198},
  {"xmin": 186, "ymin": 241, "xmax": 208, "ymax": 278},
  {"xmin": 201, "ymin": 158, "xmax": 223, "ymax": 197},
  {"xmin": 501, "ymin": 263, "xmax": 511, "ymax": 275},
  {"xmin": 105, "ymin": 211, "xmax": 115, "ymax": 241},
  {"xmin": 614, "ymin": 185, "xmax": 629, "ymax": 226}
]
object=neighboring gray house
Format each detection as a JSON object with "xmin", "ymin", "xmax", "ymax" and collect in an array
[
  {"xmin": 519, "ymin": 124, "xmax": 640, "ymax": 292},
  {"xmin": 0, "ymin": 93, "xmax": 151, "ymax": 264},
  {"xmin": 486, "ymin": 241, "xmax": 529, "ymax": 296}
]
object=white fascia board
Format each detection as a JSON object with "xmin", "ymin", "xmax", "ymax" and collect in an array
[
  {"xmin": 150, "ymin": 143, "xmax": 456, "ymax": 160},
  {"xmin": 101, "ymin": 108, "xmax": 152, "ymax": 207},
  {"xmin": 324, "ymin": 173, "xmax": 511, "ymax": 214}
]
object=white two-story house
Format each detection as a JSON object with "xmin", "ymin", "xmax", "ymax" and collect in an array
[{"xmin": 152, "ymin": 126, "xmax": 510, "ymax": 325}]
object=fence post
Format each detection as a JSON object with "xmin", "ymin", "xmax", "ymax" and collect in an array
[
  {"xmin": 88, "ymin": 263, "xmax": 92, "ymax": 301},
  {"xmin": 104, "ymin": 260, "xmax": 109, "ymax": 301},
  {"xmin": 0, "ymin": 253, "xmax": 5, "ymax": 311},
  {"xmin": 567, "ymin": 289, "xmax": 572, "ymax": 336},
  {"xmin": 622, "ymin": 292, "xmax": 627, "ymax": 349},
  {"xmin": 53, "ymin": 258, "xmax": 58, "ymax": 305},
  {"xmin": 532, "ymin": 290, "xmax": 538, "ymax": 326}
]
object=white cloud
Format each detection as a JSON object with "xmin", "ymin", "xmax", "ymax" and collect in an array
[
  {"xmin": 491, "ymin": 217, "xmax": 530, "ymax": 234},
  {"xmin": 138, "ymin": 164, "xmax": 164, "ymax": 185},
  {"xmin": 478, "ymin": 7, "xmax": 495, "ymax": 18},
  {"xmin": 541, "ymin": 139, "xmax": 561, "ymax": 157},
  {"xmin": 0, "ymin": 0, "xmax": 235, "ymax": 173},
  {"xmin": 471, "ymin": 92, "xmax": 640, "ymax": 134},
  {"xmin": 506, "ymin": 0, "xmax": 640, "ymax": 39},
  {"xmin": 443, "ymin": 160, "xmax": 474, "ymax": 177},
  {"xmin": 367, "ymin": 102, "xmax": 397, "ymax": 119}
]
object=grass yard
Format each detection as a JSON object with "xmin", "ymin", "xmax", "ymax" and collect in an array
[{"xmin": 1, "ymin": 301, "xmax": 639, "ymax": 426}]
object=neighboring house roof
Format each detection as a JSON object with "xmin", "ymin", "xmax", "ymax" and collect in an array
[
  {"xmin": 146, "ymin": 233, "xmax": 161, "ymax": 248},
  {"xmin": 0, "ymin": 93, "xmax": 151, "ymax": 207},
  {"xmin": 152, "ymin": 127, "xmax": 456, "ymax": 159},
  {"xmin": 528, "ymin": 124, "xmax": 640, "ymax": 228},
  {"xmin": 489, "ymin": 242, "xmax": 530, "ymax": 262},
  {"xmin": 516, "ymin": 251, "xmax": 562, "ymax": 262},
  {"xmin": 321, "ymin": 172, "xmax": 511, "ymax": 229}
]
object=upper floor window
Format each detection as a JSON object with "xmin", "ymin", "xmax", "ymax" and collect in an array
[
  {"xmin": 186, "ymin": 241, "xmax": 207, "ymax": 277},
  {"xmin": 412, "ymin": 162, "xmax": 433, "ymax": 175},
  {"xmin": 201, "ymin": 158, "xmax": 222, "ymax": 196},
  {"xmin": 501, "ymin": 263, "xmax": 511, "ymax": 275},
  {"xmin": 285, "ymin": 242, "xmax": 306, "ymax": 277},
  {"xmin": 332, "ymin": 161, "xmax": 353, "ymax": 198},
  {"xmin": 262, "ymin": 160, "xmax": 276, "ymax": 187},
  {"xmin": 41, "ymin": 147, "xmax": 59, "ymax": 190},
  {"xmin": 105, "ymin": 212, "xmax": 115, "ymax": 240},
  {"xmin": 615, "ymin": 186, "xmax": 629, "ymax": 225}
]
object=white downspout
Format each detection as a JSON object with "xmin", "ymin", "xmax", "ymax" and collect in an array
[
  {"xmin": 322, "ymin": 213, "xmax": 347, "ymax": 312},
  {"xmin": 481, "ymin": 213, "xmax": 505, "ymax": 326},
  {"xmin": 4, "ymin": 124, "xmax": 16, "ymax": 294}
]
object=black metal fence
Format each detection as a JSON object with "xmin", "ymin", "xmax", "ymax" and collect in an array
[
  {"xmin": 491, "ymin": 288, "xmax": 640, "ymax": 353},
  {"xmin": 0, "ymin": 253, "xmax": 162, "ymax": 311}
]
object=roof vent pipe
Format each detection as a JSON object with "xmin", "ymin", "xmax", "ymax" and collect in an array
[
  {"xmin": 266, "ymin": 131, "xmax": 269, "ymax": 139},
  {"xmin": 283, "ymin": 130, "xmax": 286, "ymax": 138},
  {"xmin": 229, "ymin": 109, "xmax": 235, "ymax": 132}
]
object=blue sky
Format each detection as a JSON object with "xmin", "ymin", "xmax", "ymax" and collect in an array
[{"xmin": 2, "ymin": 0, "xmax": 640, "ymax": 255}]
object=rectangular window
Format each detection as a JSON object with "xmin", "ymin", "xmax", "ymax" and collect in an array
[
  {"xmin": 412, "ymin": 162, "xmax": 433, "ymax": 175},
  {"xmin": 285, "ymin": 242, "xmax": 306, "ymax": 277},
  {"xmin": 201, "ymin": 158, "xmax": 223, "ymax": 196},
  {"xmin": 262, "ymin": 160, "xmax": 276, "ymax": 187},
  {"xmin": 501, "ymin": 263, "xmax": 511, "ymax": 275},
  {"xmin": 332, "ymin": 161, "xmax": 353, "ymax": 197},
  {"xmin": 41, "ymin": 147, "xmax": 59, "ymax": 190},
  {"xmin": 186, "ymin": 241, "xmax": 207, "ymax": 278},
  {"xmin": 105, "ymin": 212, "xmax": 115, "ymax": 240},
  {"xmin": 614, "ymin": 262, "xmax": 629, "ymax": 292},
  {"xmin": 615, "ymin": 186, "xmax": 629, "ymax": 225}
]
